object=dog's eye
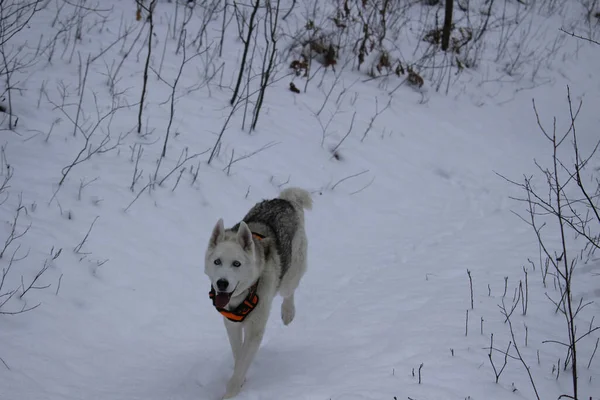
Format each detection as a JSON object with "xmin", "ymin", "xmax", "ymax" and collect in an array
[
  {"xmin": 214, "ymin": 258, "xmax": 221, "ymax": 266},
  {"xmin": 232, "ymin": 260, "xmax": 241, "ymax": 268}
]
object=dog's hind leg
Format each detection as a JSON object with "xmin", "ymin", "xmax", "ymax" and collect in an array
[{"xmin": 224, "ymin": 320, "xmax": 243, "ymax": 364}]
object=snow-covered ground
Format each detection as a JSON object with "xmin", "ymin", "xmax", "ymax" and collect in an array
[{"xmin": 1, "ymin": 1, "xmax": 599, "ymax": 399}]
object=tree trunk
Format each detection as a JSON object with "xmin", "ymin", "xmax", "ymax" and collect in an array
[{"xmin": 441, "ymin": 0, "xmax": 453, "ymax": 51}]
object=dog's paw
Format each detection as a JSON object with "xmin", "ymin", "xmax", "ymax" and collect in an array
[
  {"xmin": 281, "ymin": 297, "xmax": 295, "ymax": 325},
  {"xmin": 223, "ymin": 377, "xmax": 244, "ymax": 399}
]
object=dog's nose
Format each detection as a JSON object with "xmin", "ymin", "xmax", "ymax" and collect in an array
[{"xmin": 216, "ymin": 279, "xmax": 229, "ymax": 291}]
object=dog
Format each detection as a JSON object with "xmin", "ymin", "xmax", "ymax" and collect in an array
[{"xmin": 204, "ymin": 187, "xmax": 312, "ymax": 399}]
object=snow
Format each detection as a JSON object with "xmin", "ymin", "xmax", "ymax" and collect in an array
[{"xmin": 1, "ymin": 0, "xmax": 599, "ymax": 399}]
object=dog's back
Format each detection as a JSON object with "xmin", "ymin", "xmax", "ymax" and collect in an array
[{"xmin": 231, "ymin": 188, "xmax": 311, "ymax": 279}]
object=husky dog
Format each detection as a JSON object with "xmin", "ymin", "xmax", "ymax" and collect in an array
[{"xmin": 204, "ymin": 188, "xmax": 312, "ymax": 399}]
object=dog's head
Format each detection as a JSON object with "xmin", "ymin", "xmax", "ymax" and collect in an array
[{"xmin": 204, "ymin": 219, "xmax": 261, "ymax": 308}]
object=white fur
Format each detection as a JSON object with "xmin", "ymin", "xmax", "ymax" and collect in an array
[
  {"xmin": 205, "ymin": 220, "xmax": 260, "ymax": 298},
  {"xmin": 204, "ymin": 188, "xmax": 311, "ymax": 399}
]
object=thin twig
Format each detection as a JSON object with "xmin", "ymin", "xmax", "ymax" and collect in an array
[
  {"xmin": 74, "ymin": 216, "xmax": 99, "ymax": 253},
  {"xmin": 331, "ymin": 169, "xmax": 369, "ymax": 190},
  {"xmin": 330, "ymin": 111, "xmax": 356, "ymax": 157},
  {"xmin": 559, "ymin": 28, "xmax": 600, "ymax": 46},
  {"xmin": 467, "ymin": 269, "xmax": 474, "ymax": 310}
]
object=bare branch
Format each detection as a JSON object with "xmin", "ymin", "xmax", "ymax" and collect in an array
[
  {"xmin": 74, "ymin": 216, "xmax": 99, "ymax": 254},
  {"xmin": 331, "ymin": 169, "xmax": 369, "ymax": 190},
  {"xmin": 559, "ymin": 28, "xmax": 600, "ymax": 46}
]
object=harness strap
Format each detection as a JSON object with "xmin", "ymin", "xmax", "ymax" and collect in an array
[
  {"xmin": 252, "ymin": 232, "xmax": 265, "ymax": 240},
  {"xmin": 209, "ymin": 280, "xmax": 259, "ymax": 322}
]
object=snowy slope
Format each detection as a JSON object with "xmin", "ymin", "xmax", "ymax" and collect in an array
[{"xmin": 1, "ymin": 1, "xmax": 599, "ymax": 400}]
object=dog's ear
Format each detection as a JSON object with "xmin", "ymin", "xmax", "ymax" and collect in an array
[
  {"xmin": 237, "ymin": 221, "xmax": 253, "ymax": 252},
  {"xmin": 209, "ymin": 218, "xmax": 225, "ymax": 248}
]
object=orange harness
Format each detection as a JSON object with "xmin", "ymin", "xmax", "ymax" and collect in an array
[
  {"xmin": 209, "ymin": 280, "xmax": 259, "ymax": 322},
  {"xmin": 208, "ymin": 232, "xmax": 264, "ymax": 322}
]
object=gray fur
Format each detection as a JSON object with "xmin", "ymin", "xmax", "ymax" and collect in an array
[
  {"xmin": 230, "ymin": 198, "xmax": 297, "ymax": 279},
  {"xmin": 204, "ymin": 187, "xmax": 312, "ymax": 399}
]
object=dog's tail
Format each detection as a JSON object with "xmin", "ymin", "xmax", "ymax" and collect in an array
[{"xmin": 279, "ymin": 187, "xmax": 313, "ymax": 210}]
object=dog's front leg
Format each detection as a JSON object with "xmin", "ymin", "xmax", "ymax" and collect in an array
[
  {"xmin": 223, "ymin": 317, "xmax": 267, "ymax": 399},
  {"xmin": 224, "ymin": 319, "xmax": 243, "ymax": 364}
]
